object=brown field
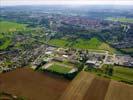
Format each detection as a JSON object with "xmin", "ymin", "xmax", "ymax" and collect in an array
[
  {"xmin": 59, "ymin": 71, "xmax": 95, "ymax": 100},
  {"xmin": 59, "ymin": 71, "xmax": 133, "ymax": 100},
  {"xmin": 104, "ymin": 80, "xmax": 133, "ymax": 100},
  {"xmin": 0, "ymin": 68, "xmax": 70, "ymax": 100},
  {"xmin": 83, "ymin": 77, "xmax": 110, "ymax": 100},
  {"xmin": 0, "ymin": 69, "xmax": 133, "ymax": 100}
]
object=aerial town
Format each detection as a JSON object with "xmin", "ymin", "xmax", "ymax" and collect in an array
[{"xmin": 0, "ymin": 3, "xmax": 133, "ymax": 100}]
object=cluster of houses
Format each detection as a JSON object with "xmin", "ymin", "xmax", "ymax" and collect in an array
[{"xmin": 114, "ymin": 55, "xmax": 133, "ymax": 67}]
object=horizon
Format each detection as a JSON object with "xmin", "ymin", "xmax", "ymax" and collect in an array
[{"xmin": 1, "ymin": 0, "xmax": 133, "ymax": 6}]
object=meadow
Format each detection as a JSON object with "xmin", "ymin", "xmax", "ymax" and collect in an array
[
  {"xmin": 85, "ymin": 65, "xmax": 133, "ymax": 84},
  {"xmin": 106, "ymin": 17, "xmax": 133, "ymax": 23},
  {"xmin": 0, "ymin": 21, "xmax": 26, "ymax": 33},
  {"xmin": 112, "ymin": 66, "xmax": 133, "ymax": 83},
  {"xmin": 49, "ymin": 37, "xmax": 116, "ymax": 53}
]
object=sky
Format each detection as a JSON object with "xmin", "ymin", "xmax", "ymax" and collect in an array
[{"xmin": 1, "ymin": 0, "xmax": 133, "ymax": 6}]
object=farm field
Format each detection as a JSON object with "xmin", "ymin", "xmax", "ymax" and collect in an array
[
  {"xmin": 59, "ymin": 71, "xmax": 96, "ymax": 100},
  {"xmin": 106, "ymin": 17, "xmax": 133, "ymax": 23},
  {"xmin": 0, "ymin": 21, "xmax": 26, "ymax": 33},
  {"xmin": 49, "ymin": 37, "xmax": 116, "ymax": 53},
  {"xmin": 59, "ymin": 71, "xmax": 133, "ymax": 100},
  {"xmin": 121, "ymin": 48, "xmax": 133, "ymax": 54},
  {"xmin": 112, "ymin": 66, "xmax": 133, "ymax": 83},
  {"xmin": 47, "ymin": 64, "xmax": 72, "ymax": 73},
  {"xmin": 85, "ymin": 65, "xmax": 133, "ymax": 84},
  {"xmin": 0, "ymin": 70, "xmax": 133, "ymax": 100},
  {"xmin": 0, "ymin": 68, "xmax": 70, "ymax": 100},
  {"xmin": 105, "ymin": 80, "xmax": 133, "ymax": 100}
]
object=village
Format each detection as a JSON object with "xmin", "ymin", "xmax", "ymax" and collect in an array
[{"xmin": 29, "ymin": 45, "xmax": 133, "ymax": 74}]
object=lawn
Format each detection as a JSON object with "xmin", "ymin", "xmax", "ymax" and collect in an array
[
  {"xmin": 0, "ymin": 21, "xmax": 26, "ymax": 33},
  {"xmin": 106, "ymin": 17, "xmax": 133, "ymax": 23},
  {"xmin": 47, "ymin": 64, "xmax": 71, "ymax": 73}
]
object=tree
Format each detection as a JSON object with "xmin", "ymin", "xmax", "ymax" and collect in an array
[{"xmin": 104, "ymin": 65, "xmax": 114, "ymax": 76}]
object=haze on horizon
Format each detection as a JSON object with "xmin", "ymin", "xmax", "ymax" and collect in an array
[{"xmin": 1, "ymin": 0, "xmax": 133, "ymax": 6}]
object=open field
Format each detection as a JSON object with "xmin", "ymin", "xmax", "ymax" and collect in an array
[
  {"xmin": 112, "ymin": 66, "xmax": 133, "ymax": 83},
  {"xmin": 60, "ymin": 71, "xmax": 133, "ymax": 100},
  {"xmin": 0, "ymin": 68, "xmax": 70, "ymax": 100},
  {"xmin": 48, "ymin": 38, "xmax": 69, "ymax": 47},
  {"xmin": 0, "ymin": 21, "xmax": 27, "ymax": 50},
  {"xmin": 59, "ymin": 71, "xmax": 95, "ymax": 100},
  {"xmin": 121, "ymin": 48, "xmax": 133, "ymax": 54},
  {"xmin": 105, "ymin": 80, "xmax": 133, "ymax": 100},
  {"xmin": 0, "ymin": 70, "xmax": 133, "ymax": 100},
  {"xmin": 106, "ymin": 17, "xmax": 133, "ymax": 23},
  {"xmin": 0, "ymin": 21, "xmax": 26, "ymax": 33},
  {"xmin": 85, "ymin": 65, "xmax": 133, "ymax": 84},
  {"xmin": 47, "ymin": 64, "xmax": 72, "ymax": 73},
  {"xmin": 49, "ymin": 37, "xmax": 116, "ymax": 53},
  {"xmin": 83, "ymin": 77, "xmax": 110, "ymax": 100}
]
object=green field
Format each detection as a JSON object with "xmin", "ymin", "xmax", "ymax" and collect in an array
[
  {"xmin": 48, "ymin": 38, "xmax": 69, "ymax": 47},
  {"xmin": 0, "ymin": 21, "xmax": 26, "ymax": 33},
  {"xmin": 85, "ymin": 65, "xmax": 133, "ymax": 84},
  {"xmin": 112, "ymin": 66, "xmax": 133, "ymax": 83},
  {"xmin": 106, "ymin": 17, "xmax": 133, "ymax": 23},
  {"xmin": 0, "ymin": 21, "xmax": 27, "ymax": 50},
  {"xmin": 49, "ymin": 37, "xmax": 116, "ymax": 53},
  {"xmin": 121, "ymin": 48, "xmax": 133, "ymax": 54},
  {"xmin": 47, "ymin": 64, "xmax": 71, "ymax": 73},
  {"xmin": 0, "ymin": 39, "xmax": 11, "ymax": 50},
  {"xmin": 73, "ymin": 38, "xmax": 101, "ymax": 49}
]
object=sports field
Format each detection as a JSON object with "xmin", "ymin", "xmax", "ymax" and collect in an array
[{"xmin": 47, "ymin": 64, "xmax": 72, "ymax": 73}]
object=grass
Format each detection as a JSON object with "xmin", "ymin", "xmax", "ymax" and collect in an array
[
  {"xmin": 121, "ymin": 48, "xmax": 133, "ymax": 54},
  {"xmin": 73, "ymin": 38, "xmax": 101, "ymax": 49},
  {"xmin": 85, "ymin": 65, "xmax": 133, "ymax": 84},
  {"xmin": 106, "ymin": 17, "xmax": 133, "ymax": 23},
  {"xmin": 48, "ymin": 38, "xmax": 69, "ymax": 47},
  {"xmin": 47, "ymin": 64, "xmax": 71, "ymax": 73},
  {"xmin": 112, "ymin": 66, "xmax": 133, "ymax": 83},
  {"xmin": 49, "ymin": 37, "xmax": 116, "ymax": 53},
  {"xmin": 0, "ymin": 21, "xmax": 26, "ymax": 33},
  {"xmin": 0, "ymin": 21, "xmax": 27, "ymax": 50},
  {"xmin": 0, "ymin": 39, "xmax": 11, "ymax": 50}
]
